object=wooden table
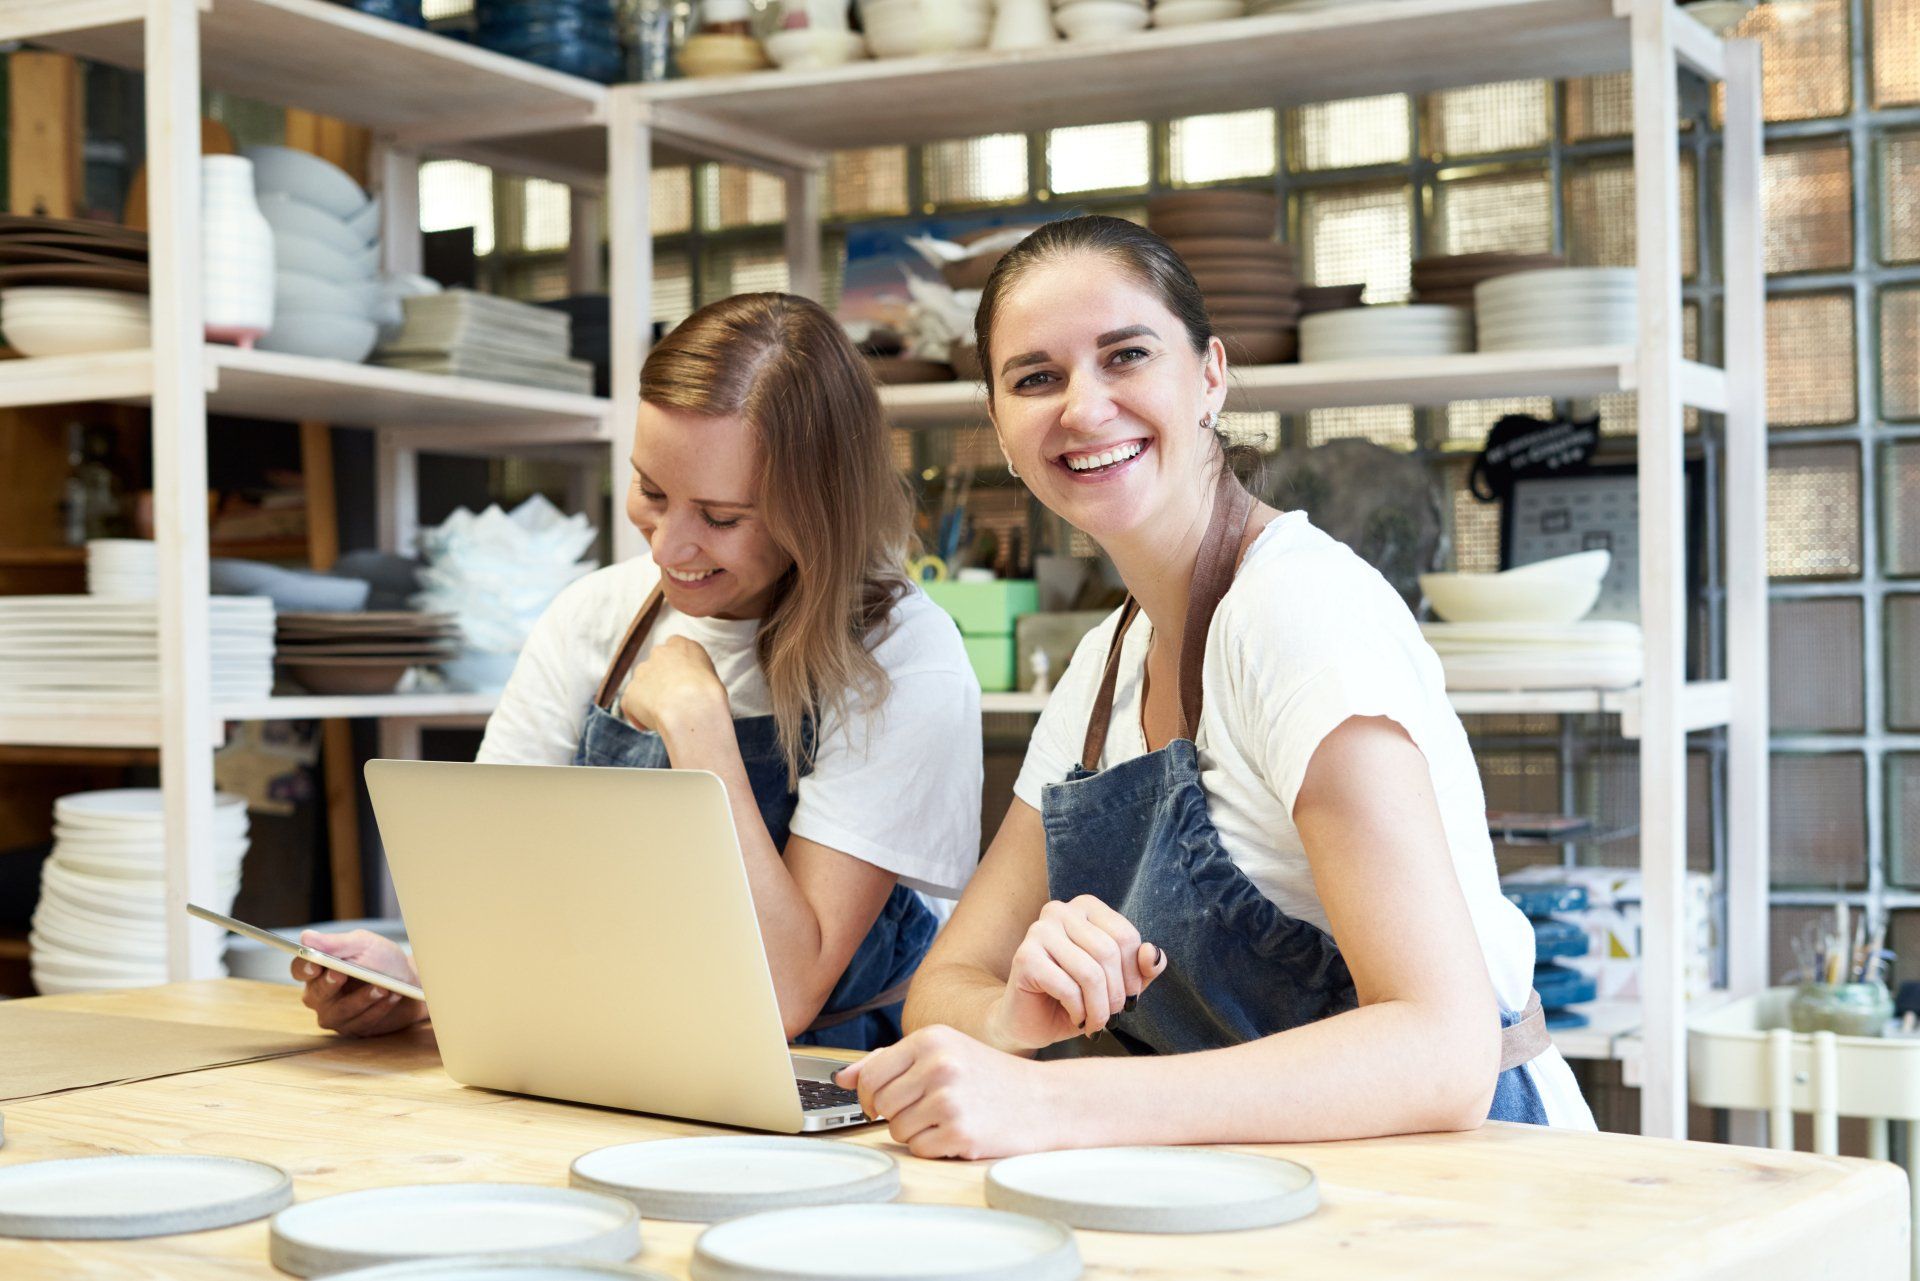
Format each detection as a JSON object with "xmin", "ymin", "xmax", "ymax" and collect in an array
[{"xmin": 1, "ymin": 981, "xmax": 1909, "ymax": 1279}]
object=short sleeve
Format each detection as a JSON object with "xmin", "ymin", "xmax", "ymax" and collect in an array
[{"xmin": 1011, "ymin": 609, "xmax": 1125, "ymax": 810}]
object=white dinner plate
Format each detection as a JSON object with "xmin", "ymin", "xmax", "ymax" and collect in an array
[
  {"xmin": 689, "ymin": 1204, "xmax": 1081, "ymax": 1280},
  {"xmin": 56, "ymin": 790, "xmax": 247, "ymax": 821},
  {"xmin": 0, "ymin": 1155, "xmax": 291, "ymax": 1239},
  {"xmin": 984, "ymin": 1147, "xmax": 1319, "ymax": 1233},
  {"xmin": 321, "ymin": 1258, "xmax": 675, "ymax": 1281},
  {"xmin": 269, "ymin": 1185, "xmax": 642, "ymax": 1278},
  {"xmin": 571, "ymin": 1137, "xmax": 899, "ymax": 1222}
]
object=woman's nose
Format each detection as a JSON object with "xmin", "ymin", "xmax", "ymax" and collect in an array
[
  {"xmin": 648, "ymin": 508, "xmax": 701, "ymax": 565},
  {"xmin": 1059, "ymin": 373, "xmax": 1116, "ymax": 435}
]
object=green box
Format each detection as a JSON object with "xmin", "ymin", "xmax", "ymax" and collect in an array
[
  {"xmin": 962, "ymin": 635, "xmax": 1017, "ymax": 692},
  {"xmin": 922, "ymin": 579, "xmax": 1040, "ymax": 636}
]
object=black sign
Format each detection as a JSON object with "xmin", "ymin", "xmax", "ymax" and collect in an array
[{"xmin": 1468, "ymin": 412, "xmax": 1601, "ymax": 503}]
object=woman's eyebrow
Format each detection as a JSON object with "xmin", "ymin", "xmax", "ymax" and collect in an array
[
  {"xmin": 1096, "ymin": 324, "xmax": 1159, "ymax": 346},
  {"xmin": 631, "ymin": 466, "xmax": 753, "ymax": 509}
]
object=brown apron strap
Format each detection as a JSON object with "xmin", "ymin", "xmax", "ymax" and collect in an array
[
  {"xmin": 1498, "ymin": 990, "xmax": 1551, "ymax": 1074},
  {"xmin": 1077, "ymin": 467, "xmax": 1257, "ymax": 772},
  {"xmin": 803, "ymin": 975, "xmax": 915, "ymax": 1034},
  {"xmin": 592, "ymin": 584, "xmax": 668, "ymax": 712}
]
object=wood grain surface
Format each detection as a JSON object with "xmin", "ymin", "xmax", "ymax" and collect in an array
[{"xmin": 0, "ymin": 981, "xmax": 1907, "ymax": 1279}]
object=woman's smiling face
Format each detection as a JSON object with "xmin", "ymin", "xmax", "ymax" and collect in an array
[
  {"xmin": 987, "ymin": 252, "xmax": 1226, "ymax": 545},
  {"xmin": 626, "ymin": 401, "xmax": 794, "ymax": 620}
]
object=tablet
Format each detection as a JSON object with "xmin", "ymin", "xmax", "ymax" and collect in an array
[{"xmin": 188, "ymin": 904, "xmax": 426, "ymax": 1001}]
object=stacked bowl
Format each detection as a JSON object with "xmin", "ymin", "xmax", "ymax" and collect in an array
[
  {"xmin": 30, "ymin": 789, "xmax": 248, "ymax": 995},
  {"xmin": 1151, "ymin": 189, "xmax": 1297, "ymax": 365},
  {"xmin": 1154, "ymin": 0, "xmax": 1247, "ymax": 24},
  {"xmin": 1474, "ymin": 268, "xmax": 1638, "ymax": 352},
  {"xmin": 336, "ymin": 0, "xmax": 427, "ymax": 24},
  {"xmin": 1411, "ymin": 251, "xmax": 1564, "ymax": 310},
  {"xmin": 859, "ymin": 0, "xmax": 991, "ymax": 56},
  {"xmin": 276, "ymin": 611, "xmax": 462, "ymax": 696},
  {"xmin": 0, "ymin": 287, "xmax": 150, "ymax": 357},
  {"xmin": 474, "ymin": 0, "xmax": 623, "ymax": 82},
  {"xmin": 1054, "ymin": 0, "xmax": 1150, "ymax": 40},
  {"xmin": 1298, "ymin": 304, "xmax": 1473, "ymax": 363},
  {"xmin": 246, "ymin": 146, "xmax": 393, "ymax": 364}
]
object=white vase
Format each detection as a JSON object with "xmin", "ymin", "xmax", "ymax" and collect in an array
[
  {"xmin": 991, "ymin": 0, "xmax": 1055, "ymax": 50},
  {"xmin": 201, "ymin": 155, "xmax": 275, "ymax": 348}
]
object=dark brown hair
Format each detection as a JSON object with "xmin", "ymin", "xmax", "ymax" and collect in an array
[{"xmin": 641, "ymin": 293, "xmax": 911, "ymax": 783}]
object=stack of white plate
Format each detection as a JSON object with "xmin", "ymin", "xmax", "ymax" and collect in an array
[
  {"xmin": 0, "ymin": 596, "xmax": 275, "ymax": 713},
  {"xmin": 1421, "ymin": 620, "xmax": 1643, "ymax": 691},
  {"xmin": 857, "ymin": 0, "xmax": 991, "ymax": 56},
  {"xmin": 1154, "ymin": 0, "xmax": 1246, "ymax": 24},
  {"xmin": 0, "ymin": 287, "xmax": 151, "ymax": 357},
  {"xmin": 1474, "ymin": 267, "xmax": 1638, "ymax": 352},
  {"xmin": 1298, "ymin": 304, "xmax": 1472, "ymax": 362},
  {"xmin": 85, "ymin": 539, "xmax": 159, "ymax": 599},
  {"xmin": 1054, "ymin": 0, "xmax": 1149, "ymax": 40},
  {"xmin": 30, "ymin": 789, "xmax": 248, "ymax": 994}
]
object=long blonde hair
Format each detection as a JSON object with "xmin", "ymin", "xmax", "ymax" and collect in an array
[{"xmin": 640, "ymin": 293, "xmax": 912, "ymax": 783}]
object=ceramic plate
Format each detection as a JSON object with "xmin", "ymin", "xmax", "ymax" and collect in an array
[
  {"xmin": 690, "ymin": 1204, "xmax": 1081, "ymax": 1280},
  {"xmin": 269, "ymin": 1184, "xmax": 641, "ymax": 1278},
  {"xmin": 984, "ymin": 1147, "xmax": 1318, "ymax": 1234},
  {"xmin": 571, "ymin": 1137, "xmax": 899, "ymax": 1222},
  {"xmin": 324, "ymin": 1259, "xmax": 675, "ymax": 1281},
  {"xmin": 0, "ymin": 1155, "xmax": 291, "ymax": 1239}
]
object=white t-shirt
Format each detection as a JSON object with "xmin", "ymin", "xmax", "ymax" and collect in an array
[
  {"xmin": 1013, "ymin": 513, "xmax": 1594, "ymax": 1128},
  {"xmin": 477, "ymin": 554, "xmax": 983, "ymax": 899}
]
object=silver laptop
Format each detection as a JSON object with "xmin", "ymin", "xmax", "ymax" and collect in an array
[{"xmin": 363, "ymin": 759, "xmax": 869, "ymax": 1132}]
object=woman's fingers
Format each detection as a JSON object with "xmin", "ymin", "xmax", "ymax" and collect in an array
[
  {"xmin": 1136, "ymin": 940, "xmax": 1169, "ymax": 994},
  {"xmin": 1034, "ymin": 920, "xmax": 1115, "ymax": 1033},
  {"xmin": 334, "ymin": 991, "xmax": 408, "ymax": 1038},
  {"xmin": 868, "ymin": 1063, "xmax": 929, "ymax": 1124},
  {"xmin": 312, "ymin": 979, "xmax": 388, "ymax": 1032},
  {"xmin": 1058, "ymin": 912, "xmax": 1128, "ymax": 1016},
  {"xmin": 1073, "ymin": 898, "xmax": 1147, "ymax": 998},
  {"xmin": 1007, "ymin": 938, "xmax": 1087, "ymax": 1029}
]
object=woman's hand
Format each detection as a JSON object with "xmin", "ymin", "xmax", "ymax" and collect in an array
[
  {"xmin": 293, "ymin": 929, "xmax": 426, "ymax": 1038},
  {"xmin": 983, "ymin": 895, "xmax": 1168, "ymax": 1052},
  {"xmin": 619, "ymin": 634, "xmax": 729, "ymax": 734},
  {"xmin": 834, "ymin": 1025, "xmax": 1063, "ymax": 1160}
]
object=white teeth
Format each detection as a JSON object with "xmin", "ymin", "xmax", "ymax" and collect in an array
[
  {"xmin": 1066, "ymin": 441, "xmax": 1143, "ymax": 472},
  {"xmin": 666, "ymin": 567, "xmax": 719, "ymax": 582}
]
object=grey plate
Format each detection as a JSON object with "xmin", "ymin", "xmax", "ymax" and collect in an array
[
  {"xmin": 324, "ymin": 1256, "xmax": 674, "ymax": 1281},
  {"xmin": 570, "ymin": 1137, "xmax": 899, "ymax": 1223},
  {"xmin": 0, "ymin": 1154, "xmax": 292, "ymax": 1240},
  {"xmin": 270, "ymin": 1184, "xmax": 641, "ymax": 1278},
  {"xmin": 984, "ymin": 1147, "xmax": 1318, "ymax": 1234},
  {"xmin": 691, "ymin": 1204, "xmax": 1081, "ymax": 1280}
]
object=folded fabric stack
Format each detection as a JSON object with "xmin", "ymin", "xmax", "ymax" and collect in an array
[
  {"xmin": 1501, "ymin": 882, "xmax": 1597, "ymax": 1031},
  {"xmin": 1419, "ymin": 620, "xmax": 1643, "ymax": 691},
  {"xmin": 373, "ymin": 290, "xmax": 594, "ymax": 394}
]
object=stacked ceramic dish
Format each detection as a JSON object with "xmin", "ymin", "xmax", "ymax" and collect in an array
[
  {"xmin": 1298, "ymin": 304, "xmax": 1471, "ymax": 363},
  {"xmin": 1151, "ymin": 190, "xmax": 1296, "ymax": 365},
  {"xmin": 764, "ymin": 23, "xmax": 867, "ymax": 70},
  {"xmin": 245, "ymin": 146, "xmax": 390, "ymax": 364},
  {"xmin": 1297, "ymin": 283, "xmax": 1366, "ymax": 317},
  {"xmin": 474, "ymin": 0, "xmax": 623, "ymax": 82},
  {"xmin": 30, "ymin": 789, "xmax": 248, "ymax": 995},
  {"xmin": 0, "ymin": 287, "xmax": 151, "ymax": 357},
  {"xmin": 0, "ymin": 596, "xmax": 274, "ymax": 713},
  {"xmin": 1154, "ymin": 0, "xmax": 1248, "ymax": 23},
  {"xmin": 275, "ymin": 611, "xmax": 461, "ymax": 696},
  {"xmin": 1421, "ymin": 619, "xmax": 1643, "ymax": 691},
  {"xmin": 1054, "ymin": 0, "xmax": 1150, "ymax": 40},
  {"xmin": 1475, "ymin": 267, "xmax": 1638, "ymax": 352},
  {"xmin": 0, "ymin": 213, "xmax": 148, "ymax": 293},
  {"xmin": 858, "ymin": 0, "xmax": 991, "ymax": 56},
  {"xmin": 1411, "ymin": 251, "xmax": 1563, "ymax": 310},
  {"xmin": 374, "ymin": 290, "xmax": 592, "ymax": 394},
  {"xmin": 1419, "ymin": 550, "xmax": 1611, "ymax": 625},
  {"xmin": 85, "ymin": 539, "xmax": 159, "ymax": 599}
]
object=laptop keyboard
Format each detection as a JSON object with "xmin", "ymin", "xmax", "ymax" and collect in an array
[{"xmin": 796, "ymin": 1077, "xmax": 864, "ymax": 1115}]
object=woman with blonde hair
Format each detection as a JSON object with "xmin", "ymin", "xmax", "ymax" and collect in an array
[{"xmin": 296, "ymin": 293, "xmax": 983, "ymax": 1051}]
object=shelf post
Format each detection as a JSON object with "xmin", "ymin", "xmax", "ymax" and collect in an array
[
  {"xmin": 372, "ymin": 140, "xmax": 424, "ymax": 279},
  {"xmin": 147, "ymin": 0, "xmax": 222, "ymax": 980},
  {"xmin": 569, "ymin": 190, "xmax": 605, "ymax": 295},
  {"xmin": 784, "ymin": 166, "xmax": 824, "ymax": 303},
  {"xmin": 375, "ymin": 430, "xmax": 420, "ymax": 556},
  {"xmin": 607, "ymin": 87, "xmax": 652, "ymax": 565}
]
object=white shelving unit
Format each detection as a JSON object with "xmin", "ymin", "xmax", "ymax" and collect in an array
[{"xmin": 0, "ymin": 0, "xmax": 1766, "ymax": 1141}]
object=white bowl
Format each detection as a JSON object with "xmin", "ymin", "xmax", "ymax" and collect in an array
[
  {"xmin": 1505, "ymin": 549, "xmax": 1612, "ymax": 583},
  {"xmin": 272, "ymin": 230, "xmax": 378, "ymax": 281},
  {"xmin": 257, "ymin": 310, "xmax": 379, "ymax": 363},
  {"xmin": 259, "ymin": 192, "xmax": 370, "ymax": 255},
  {"xmin": 1, "ymin": 312, "xmax": 151, "ymax": 357},
  {"xmin": 1420, "ymin": 565, "xmax": 1605, "ymax": 625},
  {"xmin": 243, "ymin": 145, "xmax": 370, "ymax": 220},
  {"xmin": 765, "ymin": 27, "xmax": 869, "ymax": 68},
  {"xmin": 274, "ymin": 270, "xmax": 384, "ymax": 318},
  {"xmin": 345, "ymin": 195, "xmax": 383, "ymax": 242},
  {"xmin": 860, "ymin": 0, "xmax": 991, "ymax": 55},
  {"xmin": 1154, "ymin": 0, "xmax": 1245, "ymax": 23},
  {"xmin": 1054, "ymin": 0, "xmax": 1151, "ymax": 39}
]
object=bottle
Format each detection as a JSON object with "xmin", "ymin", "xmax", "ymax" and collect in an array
[{"xmin": 60, "ymin": 422, "xmax": 126, "ymax": 544}]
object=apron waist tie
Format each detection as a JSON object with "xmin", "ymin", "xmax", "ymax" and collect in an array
[
  {"xmin": 1498, "ymin": 990, "xmax": 1550, "ymax": 1074},
  {"xmin": 804, "ymin": 976, "xmax": 915, "ymax": 1034}
]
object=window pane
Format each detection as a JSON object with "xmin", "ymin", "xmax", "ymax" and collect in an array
[
  {"xmin": 1423, "ymin": 81, "xmax": 1551, "ymax": 158},
  {"xmin": 1762, "ymin": 137, "xmax": 1854, "ymax": 274},
  {"xmin": 699, "ymin": 242, "xmax": 790, "ymax": 300},
  {"xmin": 1167, "ymin": 109, "xmax": 1277, "ymax": 186},
  {"xmin": 1769, "ymin": 597, "xmax": 1865, "ymax": 732},
  {"xmin": 519, "ymin": 177, "xmax": 570, "ymax": 253},
  {"xmin": 653, "ymin": 250, "xmax": 692, "ymax": 326},
  {"xmin": 1443, "ymin": 397, "xmax": 1556, "ymax": 449},
  {"xmin": 1872, "ymin": 0, "xmax": 1920, "ymax": 106},
  {"xmin": 1564, "ymin": 152, "xmax": 1699, "ymax": 278},
  {"xmin": 1768, "ymin": 441, "xmax": 1862, "ymax": 579},
  {"xmin": 1892, "ymin": 755, "xmax": 1920, "ymax": 885},
  {"xmin": 1298, "ymin": 181, "xmax": 1412, "ymax": 302},
  {"xmin": 1885, "ymin": 439, "xmax": 1920, "ymax": 575},
  {"xmin": 651, "ymin": 166, "xmax": 692, "ymax": 237},
  {"xmin": 1445, "ymin": 458, "xmax": 1504, "ymax": 572},
  {"xmin": 1305, "ymin": 405, "xmax": 1415, "ymax": 449},
  {"xmin": 1767, "ymin": 292, "xmax": 1858, "ymax": 427},
  {"xmin": 699, "ymin": 164, "xmax": 785, "ymax": 231},
  {"xmin": 1890, "ymin": 596, "xmax": 1920, "ymax": 731},
  {"xmin": 1882, "ymin": 285, "xmax": 1920, "ymax": 419},
  {"xmin": 419, "ymin": 158, "xmax": 494, "ymax": 256},
  {"xmin": 1564, "ymin": 73, "xmax": 1634, "ymax": 143},
  {"xmin": 1286, "ymin": 94, "xmax": 1409, "ymax": 171},
  {"xmin": 827, "ymin": 147, "xmax": 909, "ymax": 219},
  {"xmin": 1048, "ymin": 121, "xmax": 1149, "ymax": 195},
  {"xmin": 923, "ymin": 134, "xmax": 1029, "ymax": 206},
  {"xmin": 1769, "ymin": 753, "xmax": 1868, "ymax": 888},
  {"xmin": 1725, "ymin": 0, "xmax": 1852, "ymax": 121},
  {"xmin": 1428, "ymin": 166, "xmax": 1553, "ymax": 256},
  {"xmin": 1880, "ymin": 130, "xmax": 1920, "ymax": 264}
]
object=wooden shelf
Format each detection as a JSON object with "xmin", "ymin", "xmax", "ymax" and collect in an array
[
  {"xmin": 0, "ymin": 932, "xmax": 29, "ymax": 962},
  {"xmin": 881, "ymin": 348, "xmax": 1727, "ymax": 427},
  {"xmin": 0, "ymin": 691, "xmax": 500, "ymax": 749},
  {"xmin": 0, "ymin": 548, "xmax": 85, "ymax": 567},
  {"xmin": 0, "ymin": 349, "xmax": 613, "ymax": 439}
]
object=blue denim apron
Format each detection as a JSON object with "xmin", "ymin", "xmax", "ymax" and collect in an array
[
  {"xmin": 1038, "ymin": 471, "xmax": 1551, "ymax": 1124},
  {"xmin": 574, "ymin": 585, "xmax": 935, "ymax": 1051}
]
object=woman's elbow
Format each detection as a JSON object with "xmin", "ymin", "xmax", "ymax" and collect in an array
[{"xmin": 1425, "ymin": 1003, "xmax": 1504, "ymax": 1131}]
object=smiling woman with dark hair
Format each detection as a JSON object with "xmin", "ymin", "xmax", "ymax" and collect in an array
[{"xmin": 836, "ymin": 216, "xmax": 1595, "ymax": 1156}]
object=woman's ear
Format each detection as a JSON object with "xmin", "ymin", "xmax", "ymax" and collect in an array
[{"xmin": 1203, "ymin": 335, "xmax": 1229, "ymax": 421}]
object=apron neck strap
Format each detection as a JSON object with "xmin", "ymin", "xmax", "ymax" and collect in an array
[
  {"xmin": 1078, "ymin": 467, "xmax": 1256, "ymax": 771},
  {"xmin": 592, "ymin": 583, "xmax": 667, "ymax": 712}
]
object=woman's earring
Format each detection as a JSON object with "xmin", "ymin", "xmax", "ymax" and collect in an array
[{"xmin": 1200, "ymin": 412, "xmax": 1217, "ymax": 432}]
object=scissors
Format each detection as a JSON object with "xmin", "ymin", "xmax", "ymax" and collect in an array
[{"xmin": 906, "ymin": 554, "xmax": 950, "ymax": 582}]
